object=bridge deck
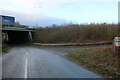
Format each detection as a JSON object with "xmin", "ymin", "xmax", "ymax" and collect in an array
[{"xmin": 1, "ymin": 27, "xmax": 33, "ymax": 31}]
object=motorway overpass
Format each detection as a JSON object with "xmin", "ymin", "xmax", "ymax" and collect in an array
[{"xmin": 1, "ymin": 27, "xmax": 33, "ymax": 44}]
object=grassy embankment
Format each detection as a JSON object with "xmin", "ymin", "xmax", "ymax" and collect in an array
[
  {"xmin": 67, "ymin": 47, "xmax": 120, "ymax": 78},
  {"xmin": 34, "ymin": 23, "xmax": 118, "ymax": 43}
]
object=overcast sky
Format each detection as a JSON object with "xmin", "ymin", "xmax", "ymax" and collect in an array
[{"xmin": 0, "ymin": 0, "xmax": 119, "ymax": 27}]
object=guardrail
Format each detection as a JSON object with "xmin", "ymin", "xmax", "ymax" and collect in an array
[{"xmin": 33, "ymin": 42, "xmax": 113, "ymax": 46}]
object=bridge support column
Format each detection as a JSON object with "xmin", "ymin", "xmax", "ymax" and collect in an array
[
  {"xmin": 28, "ymin": 31, "xmax": 32, "ymax": 42},
  {"xmin": 2, "ymin": 31, "xmax": 9, "ymax": 42}
]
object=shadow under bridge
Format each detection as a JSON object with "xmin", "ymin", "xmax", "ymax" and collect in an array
[{"xmin": 2, "ymin": 27, "xmax": 33, "ymax": 44}]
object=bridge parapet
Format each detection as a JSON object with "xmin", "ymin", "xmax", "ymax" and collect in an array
[{"xmin": 1, "ymin": 27, "xmax": 33, "ymax": 32}]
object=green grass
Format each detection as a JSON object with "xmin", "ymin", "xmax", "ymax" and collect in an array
[{"xmin": 67, "ymin": 47, "xmax": 119, "ymax": 78}]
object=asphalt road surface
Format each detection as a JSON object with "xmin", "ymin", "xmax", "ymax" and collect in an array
[{"xmin": 2, "ymin": 46, "xmax": 103, "ymax": 78}]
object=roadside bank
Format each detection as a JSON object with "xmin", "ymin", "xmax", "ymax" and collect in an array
[{"xmin": 67, "ymin": 46, "xmax": 120, "ymax": 78}]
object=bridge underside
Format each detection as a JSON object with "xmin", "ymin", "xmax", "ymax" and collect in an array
[{"xmin": 2, "ymin": 30, "xmax": 32, "ymax": 44}]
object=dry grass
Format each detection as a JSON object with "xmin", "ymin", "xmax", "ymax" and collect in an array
[{"xmin": 67, "ymin": 47, "xmax": 120, "ymax": 78}]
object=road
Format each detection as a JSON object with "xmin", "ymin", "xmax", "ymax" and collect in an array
[{"xmin": 2, "ymin": 46, "xmax": 103, "ymax": 78}]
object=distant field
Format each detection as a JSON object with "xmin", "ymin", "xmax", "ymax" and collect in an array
[
  {"xmin": 67, "ymin": 46, "xmax": 119, "ymax": 78},
  {"xmin": 34, "ymin": 23, "xmax": 118, "ymax": 43}
]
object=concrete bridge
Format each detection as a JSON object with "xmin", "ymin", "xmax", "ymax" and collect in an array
[
  {"xmin": 0, "ymin": 15, "xmax": 34, "ymax": 44},
  {"xmin": 1, "ymin": 27, "xmax": 33, "ymax": 44}
]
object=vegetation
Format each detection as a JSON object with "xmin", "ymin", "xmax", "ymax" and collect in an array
[
  {"xmin": 15, "ymin": 21, "xmax": 29, "ymax": 28},
  {"xmin": 67, "ymin": 47, "xmax": 120, "ymax": 78},
  {"xmin": 2, "ymin": 44, "xmax": 11, "ymax": 53},
  {"xmin": 34, "ymin": 23, "xmax": 118, "ymax": 43}
]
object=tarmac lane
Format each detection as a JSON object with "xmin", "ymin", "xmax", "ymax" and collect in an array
[{"xmin": 2, "ymin": 46, "xmax": 102, "ymax": 78}]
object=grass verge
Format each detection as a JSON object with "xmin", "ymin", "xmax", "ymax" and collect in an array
[
  {"xmin": 2, "ymin": 44, "xmax": 11, "ymax": 54},
  {"xmin": 67, "ymin": 47, "xmax": 120, "ymax": 78}
]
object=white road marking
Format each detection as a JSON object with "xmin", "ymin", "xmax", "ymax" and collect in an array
[{"xmin": 25, "ymin": 52, "xmax": 28, "ymax": 78}]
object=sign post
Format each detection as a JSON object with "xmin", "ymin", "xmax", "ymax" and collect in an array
[
  {"xmin": 114, "ymin": 37, "xmax": 120, "ymax": 49},
  {"xmin": 114, "ymin": 37, "xmax": 120, "ymax": 56},
  {"xmin": 114, "ymin": 37, "xmax": 120, "ymax": 75}
]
